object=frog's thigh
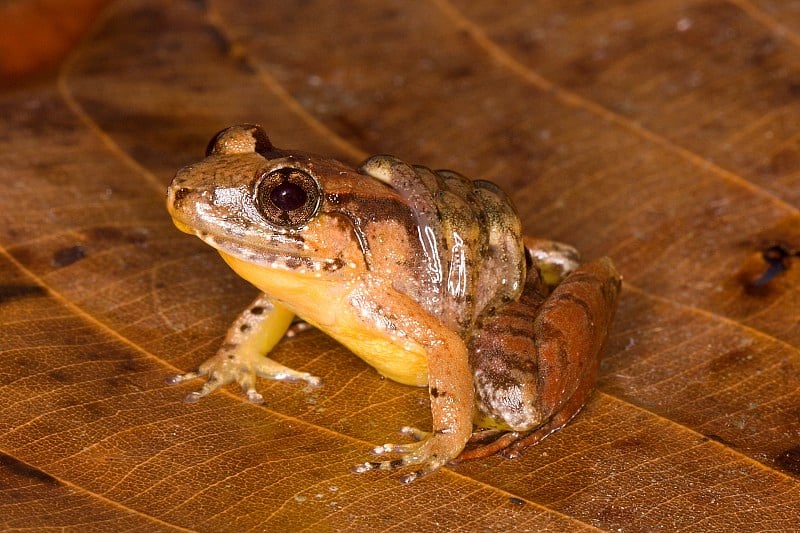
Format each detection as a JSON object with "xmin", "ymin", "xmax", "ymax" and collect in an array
[
  {"xmin": 524, "ymin": 257, "xmax": 620, "ymax": 442},
  {"xmin": 468, "ymin": 257, "xmax": 620, "ymax": 458}
]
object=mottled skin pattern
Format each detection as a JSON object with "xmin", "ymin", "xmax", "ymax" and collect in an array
[
  {"xmin": 166, "ymin": 124, "xmax": 621, "ymax": 482},
  {"xmin": 359, "ymin": 155, "xmax": 526, "ymax": 334}
]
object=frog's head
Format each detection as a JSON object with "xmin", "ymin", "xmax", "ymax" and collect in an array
[{"xmin": 167, "ymin": 124, "xmax": 412, "ymax": 287}]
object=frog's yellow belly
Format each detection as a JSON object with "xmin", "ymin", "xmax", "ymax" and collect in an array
[
  {"xmin": 219, "ymin": 252, "xmax": 429, "ymax": 387},
  {"xmin": 326, "ymin": 328, "xmax": 429, "ymax": 387}
]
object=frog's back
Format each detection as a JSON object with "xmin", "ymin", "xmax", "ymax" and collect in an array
[{"xmin": 360, "ymin": 156, "xmax": 526, "ymax": 335}]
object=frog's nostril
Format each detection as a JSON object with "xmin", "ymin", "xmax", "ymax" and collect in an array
[{"xmin": 171, "ymin": 187, "xmax": 192, "ymax": 206}]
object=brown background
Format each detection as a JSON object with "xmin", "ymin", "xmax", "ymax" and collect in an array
[{"xmin": 1, "ymin": 1, "xmax": 799, "ymax": 530}]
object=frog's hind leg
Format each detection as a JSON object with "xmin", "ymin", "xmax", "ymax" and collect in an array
[
  {"xmin": 462, "ymin": 340, "xmax": 602, "ymax": 460},
  {"xmin": 523, "ymin": 237, "xmax": 581, "ymax": 287},
  {"xmin": 462, "ymin": 256, "xmax": 621, "ymax": 462}
]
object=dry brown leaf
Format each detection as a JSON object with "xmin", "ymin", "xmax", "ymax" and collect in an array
[{"xmin": 1, "ymin": 0, "xmax": 799, "ymax": 531}]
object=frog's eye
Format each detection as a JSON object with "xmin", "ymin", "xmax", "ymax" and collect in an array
[{"xmin": 255, "ymin": 167, "xmax": 322, "ymax": 229}]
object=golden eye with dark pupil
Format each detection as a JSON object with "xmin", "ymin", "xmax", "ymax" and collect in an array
[{"xmin": 255, "ymin": 167, "xmax": 321, "ymax": 229}]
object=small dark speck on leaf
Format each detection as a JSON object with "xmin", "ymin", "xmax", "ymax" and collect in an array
[
  {"xmin": 752, "ymin": 244, "xmax": 796, "ymax": 286},
  {"xmin": 788, "ymin": 80, "xmax": 800, "ymax": 98},
  {"xmin": 742, "ymin": 243, "xmax": 798, "ymax": 295},
  {"xmin": 708, "ymin": 347, "xmax": 754, "ymax": 374},
  {"xmin": 702, "ymin": 434, "xmax": 736, "ymax": 447},
  {"xmin": 47, "ymin": 369, "xmax": 69, "ymax": 383},
  {"xmin": 0, "ymin": 284, "xmax": 47, "ymax": 303},
  {"xmin": 509, "ymin": 496, "xmax": 525, "ymax": 505},
  {"xmin": 775, "ymin": 445, "xmax": 800, "ymax": 477},
  {"xmin": 115, "ymin": 358, "xmax": 144, "ymax": 374},
  {"xmin": 52, "ymin": 245, "xmax": 86, "ymax": 267}
]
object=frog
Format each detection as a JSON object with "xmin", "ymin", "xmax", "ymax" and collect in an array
[{"xmin": 166, "ymin": 124, "xmax": 621, "ymax": 483}]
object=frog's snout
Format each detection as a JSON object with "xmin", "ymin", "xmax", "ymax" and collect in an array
[
  {"xmin": 166, "ymin": 182, "xmax": 190, "ymax": 209},
  {"xmin": 165, "ymin": 181, "xmax": 195, "ymax": 235}
]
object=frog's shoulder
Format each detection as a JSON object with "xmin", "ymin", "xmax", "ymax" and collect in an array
[{"xmin": 360, "ymin": 156, "xmax": 525, "ymax": 332}]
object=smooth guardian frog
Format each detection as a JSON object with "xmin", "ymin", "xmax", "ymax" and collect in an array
[{"xmin": 166, "ymin": 124, "xmax": 621, "ymax": 483}]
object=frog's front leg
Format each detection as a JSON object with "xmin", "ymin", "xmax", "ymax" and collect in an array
[
  {"xmin": 168, "ymin": 293, "xmax": 321, "ymax": 404},
  {"xmin": 348, "ymin": 289, "xmax": 474, "ymax": 483}
]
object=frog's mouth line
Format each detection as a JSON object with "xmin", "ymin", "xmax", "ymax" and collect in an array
[{"xmin": 180, "ymin": 222, "xmax": 349, "ymax": 275}]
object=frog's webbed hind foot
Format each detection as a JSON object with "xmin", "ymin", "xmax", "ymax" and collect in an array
[{"xmin": 523, "ymin": 237, "xmax": 581, "ymax": 287}]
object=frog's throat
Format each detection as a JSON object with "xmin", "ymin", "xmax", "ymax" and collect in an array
[{"xmin": 218, "ymin": 250, "xmax": 430, "ymax": 387}]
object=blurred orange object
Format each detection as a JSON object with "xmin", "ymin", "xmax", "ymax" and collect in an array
[{"xmin": 0, "ymin": 0, "xmax": 111, "ymax": 85}]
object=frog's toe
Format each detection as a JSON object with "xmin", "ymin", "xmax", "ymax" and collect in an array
[
  {"xmin": 184, "ymin": 370, "xmax": 265, "ymax": 404},
  {"xmin": 370, "ymin": 427, "xmax": 429, "ymax": 455},
  {"xmin": 165, "ymin": 370, "xmax": 201, "ymax": 386},
  {"xmin": 168, "ymin": 367, "xmax": 238, "ymax": 403},
  {"xmin": 352, "ymin": 433, "xmax": 457, "ymax": 483},
  {"xmin": 191, "ymin": 366, "xmax": 269, "ymax": 404},
  {"xmin": 351, "ymin": 451, "xmax": 447, "ymax": 484},
  {"xmin": 183, "ymin": 383, "xmax": 220, "ymax": 404},
  {"xmin": 169, "ymin": 348, "xmax": 321, "ymax": 403},
  {"xmin": 364, "ymin": 425, "xmax": 427, "ymax": 455},
  {"xmin": 267, "ymin": 369, "xmax": 321, "ymax": 386},
  {"xmin": 371, "ymin": 442, "xmax": 416, "ymax": 455},
  {"xmin": 398, "ymin": 425, "xmax": 429, "ymax": 442},
  {"xmin": 234, "ymin": 371, "xmax": 266, "ymax": 403}
]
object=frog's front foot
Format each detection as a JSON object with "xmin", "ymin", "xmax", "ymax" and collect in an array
[
  {"xmin": 351, "ymin": 426, "xmax": 463, "ymax": 483},
  {"xmin": 168, "ymin": 347, "xmax": 320, "ymax": 404}
]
